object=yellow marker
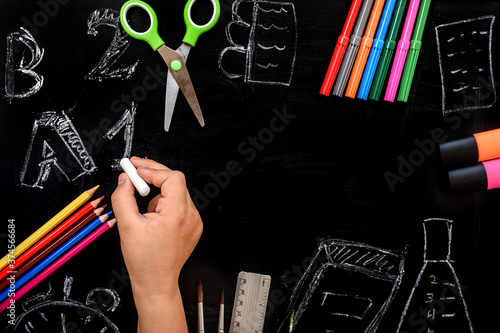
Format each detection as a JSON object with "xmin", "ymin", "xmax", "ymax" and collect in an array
[
  {"xmin": 0, "ymin": 185, "xmax": 99, "ymax": 270},
  {"xmin": 289, "ymin": 309, "xmax": 295, "ymax": 333}
]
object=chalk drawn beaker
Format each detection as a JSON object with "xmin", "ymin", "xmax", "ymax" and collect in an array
[
  {"xmin": 396, "ymin": 218, "xmax": 474, "ymax": 333},
  {"xmin": 278, "ymin": 239, "xmax": 405, "ymax": 333},
  {"xmin": 219, "ymin": 0, "xmax": 297, "ymax": 86}
]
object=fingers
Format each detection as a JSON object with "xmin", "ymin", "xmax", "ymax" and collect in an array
[
  {"xmin": 111, "ymin": 173, "xmax": 142, "ymax": 228},
  {"xmin": 130, "ymin": 156, "xmax": 171, "ymax": 171},
  {"xmin": 128, "ymin": 157, "xmax": 190, "ymax": 207}
]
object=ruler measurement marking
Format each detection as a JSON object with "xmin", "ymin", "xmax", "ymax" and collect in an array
[{"xmin": 230, "ymin": 272, "xmax": 271, "ymax": 333}]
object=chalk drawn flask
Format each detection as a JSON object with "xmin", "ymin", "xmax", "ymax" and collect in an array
[{"xmin": 396, "ymin": 218, "xmax": 474, "ymax": 333}]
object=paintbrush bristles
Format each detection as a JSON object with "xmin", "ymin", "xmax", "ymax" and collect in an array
[
  {"xmin": 198, "ymin": 277, "xmax": 203, "ymax": 302},
  {"xmin": 221, "ymin": 288, "xmax": 224, "ymax": 304}
]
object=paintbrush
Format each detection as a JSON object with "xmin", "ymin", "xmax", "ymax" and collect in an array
[
  {"xmin": 218, "ymin": 289, "xmax": 224, "ymax": 332},
  {"xmin": 198, "ymin": 277, "xmax": 204, "ymax": 333}
]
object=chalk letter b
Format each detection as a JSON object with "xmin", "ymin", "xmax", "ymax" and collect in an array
[{"xmin": 5, "ymin": 27, "xmax": 44, "ymax": 103}]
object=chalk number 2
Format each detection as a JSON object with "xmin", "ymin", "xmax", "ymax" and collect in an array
[{"xmin": 84, "ymin": 8, "xmax": 139, "ymax": 81}]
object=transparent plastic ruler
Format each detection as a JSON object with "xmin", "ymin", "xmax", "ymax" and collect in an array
[{"xmin": 229, "ymin": 271, "xmax": 272, "ymax": 333}]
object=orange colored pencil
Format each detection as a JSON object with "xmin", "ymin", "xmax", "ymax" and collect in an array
[
  {"xmin": 0, "ymin": 206, "xmax": 106, "ymax": 290},
  {"xmin": 0, "ymin": 186, "xmax": 99, "ymax": 270},
  {"xmin": 0, "ymin": 197, "xmax": 103, "ymax": 282}
]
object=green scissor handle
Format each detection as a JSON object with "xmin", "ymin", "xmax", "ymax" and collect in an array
[
  {"xmin": 120, "ymin": 0, "xmax": 165, "ymax": 51},
  {"xmin": 183, "ymin": 0, "xmax": 220, "ymax": 47}
]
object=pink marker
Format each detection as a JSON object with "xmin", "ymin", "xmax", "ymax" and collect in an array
[
  {"xmin": 384, "ymin": 0, "xmax": 421, "ymax": 102},
  {"xmin": 447, "ymin": 159, "xmax": 500, "ymax": 193},
  {"xmin": 0, "ymin": 219, "xmax": 116, "ymax": 313}
]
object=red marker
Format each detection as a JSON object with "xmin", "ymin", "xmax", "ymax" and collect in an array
[{"xmin": 320, "ymin": 0, "xmax": 364, "ymax": 96}]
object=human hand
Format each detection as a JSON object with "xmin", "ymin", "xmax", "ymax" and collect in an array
[{"xmin": 111, "ymin": 157, "xmax": 202, "ymax": 332}]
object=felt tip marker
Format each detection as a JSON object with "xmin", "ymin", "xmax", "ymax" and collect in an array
[
  {"xmin": 448, "ymin": 159, "xmax": 500, "ymax": 193},
  {"xmin": 332, "ymin": 0, "xmax": 376, "ymax": 97},
  {"xmin": 345, "ymin": 0, "xmax": 387, "ymax": 98},
  {"xmin": 384, "ymin": 0, "xmax": 421, "ymax": 102},
  {"xmin": 357, "ymin": 0, "xmax": 398, "ymax": 99},
  {"xmin": 397, "ymin": 0, "xmax": 431, "ymax": 102},
  {"xmin": 320, "ymin": 0, "xmax": 364, "ymax": 96},
  {"xmin": 368, "ymin": 0, "xmax": 408, "ymax": 101},
  {"xmin": 440, "ymin": 128, "xmax": 500, "ymax": 166},
  {"xmin": 120, "ymin": 158, "xmax": 151, "ymax": 196}
]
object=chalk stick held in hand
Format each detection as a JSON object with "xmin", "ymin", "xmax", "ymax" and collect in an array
[{"xmin": 119, "ymin": 158, "xmax": 151, "ymax": 196}]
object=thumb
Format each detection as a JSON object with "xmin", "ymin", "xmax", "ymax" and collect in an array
[{"xmin": 111, "ymin": 173, "xmax": 142, "ymax": 229}]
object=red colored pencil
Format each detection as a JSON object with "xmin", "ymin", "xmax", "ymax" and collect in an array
[
  {"xmin": 0, "ymin": 201, "xmax": 104, "ymax": 286},
  {"xmin": 320, "ymin": 0, "xmax": 364, "ymax": 95},
  {"xmin": 0, "ymin": 218, "xmax": 117, "ymax": 313}
]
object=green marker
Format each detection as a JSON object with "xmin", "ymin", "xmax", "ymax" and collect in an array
[
  {"xmin": 368, "ymin": 0, "xmax": 408, "ymax": 101},
  {"xmin": 397, "ymin": 0, "xmax": 432, "ymax": 102}
]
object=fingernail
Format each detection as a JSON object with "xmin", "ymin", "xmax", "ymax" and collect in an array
[{"xmin": 118, "ymin": 173, "xmax": 127, "ymax": 184}]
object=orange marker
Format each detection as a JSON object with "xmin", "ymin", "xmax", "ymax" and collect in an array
[
  {"xmin": 345, "ymin": 0, "xmax": 387, "ymax": 98},
  {"xmin": 440, "ymin": 128, "xmax": 500, "ymax": 166}
]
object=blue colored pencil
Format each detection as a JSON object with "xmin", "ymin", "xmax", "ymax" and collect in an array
[{"xmin": 0, "ymin": 212, "xmax": 112, "ymax": 302}]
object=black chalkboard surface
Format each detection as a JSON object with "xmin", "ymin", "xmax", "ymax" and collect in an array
[{"xmin": 0, "ymin": 0, "xmax": 498, "ymax": 332}]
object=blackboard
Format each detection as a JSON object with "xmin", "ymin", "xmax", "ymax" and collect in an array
[{"xmin": 0, "ymin": 0, "xmax": 498, "ymax": 332}]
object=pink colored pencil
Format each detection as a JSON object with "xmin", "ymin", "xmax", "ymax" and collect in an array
[
  {"xmin": 0, "ymin": 219, "xmax": 116, "ymax": 313},
  {"xmin": 384, "ymin": 0, "xmax": 421, "ymax": 102}
]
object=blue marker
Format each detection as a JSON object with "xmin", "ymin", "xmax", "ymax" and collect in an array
[
  {"xmin": 0, "ymin": 212, "xmax": 112, "ymax": 302},
  {"xmin": 357, "ymin": 0, "xmax": 398, "ymax": 99}
]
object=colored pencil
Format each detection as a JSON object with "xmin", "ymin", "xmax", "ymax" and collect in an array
[
  {"xmin": 397, "ymin": 0, "xmax": 431, "ymax": 102},
  {"xmin": 0, "ymin": 219, "xmax": 116, "ymax": 313},
  {"xmin": 0, "ymin": 185, "xmax": 99, "ymax": 270},
  {"xmin": 332, "ymin": 0, "xmax": 375, "ymax": 97},
  {"xmin": 384, "ymin": 0, "xmax": 421, "ymax": 102},
  {"xmin": 320, "ymin": 0, "xmax": 364, "ymax": 96},
  {"xmin": 0, "ymin": 206, "xmax": 106, "ymax": 290},
  {"xmin": 368, "ymin": 0, "xmax": 408, "ymax": 100},
  {"xmin": 0, "ymin": 197, "xmax": 103, "ymax": 281},
  {"xmin": 345, "ymin": 0, "xmax": 387, "ymax": 98},
  {"xmin": 0, "ymin": 212, "xmax": 111, "ymax": 302},
  {"xmin": 357, "ymin": 0, "xmax": 398, "ymax": 99}
]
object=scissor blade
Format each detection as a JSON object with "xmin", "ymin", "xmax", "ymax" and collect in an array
[
  {"xmin": 164, "ymin": 44, "xmax": 192, "ymax": 132},
  {"xmin": 157, "ymin": 45, "xmax": 204, "ymax": 128},
  {"xmin": 164, "ymin": 71, "xmax": 179, "ymax": 131}
]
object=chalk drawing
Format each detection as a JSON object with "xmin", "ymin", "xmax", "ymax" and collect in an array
[
  {"xmin": 20, "ymin": 110, "xmax": 97, "ymax": 188},
  {"xmin": 104, "ymin": 102, "xmax": 137, "ymax": 170},
  {"xmin": 219, "ymin": 0, "xmax": 297, "ymax": 86},
  {"xmin": 4, "ymin": 27, "xmax": 44, "ymax": 103},
  {"xmin": 435, "ymin": 16, "xmax": 496, "ymax": 114},
  {"xmin": 85, "ymin": 8, "xmax": 138, "ymax": 81},
  {"xmin": 278, "ymin": 239, "xmax": 405, "ymax": 333},
  {"xmin": 12, "ymin": 276, "xmax": 120, "ymax": 332},
  {"xmin": 396, "ymin": 218, "xmax": 475, "ymax": 333}
]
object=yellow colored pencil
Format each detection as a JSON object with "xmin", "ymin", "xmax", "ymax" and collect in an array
[{"xmin": 0, "ymin": 185, "xmax": 99, "ymax": 270}]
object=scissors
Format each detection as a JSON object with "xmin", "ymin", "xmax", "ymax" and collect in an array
[{"xmin": 120, "ymin": 0, "xmax": 220, "ymax": 131}]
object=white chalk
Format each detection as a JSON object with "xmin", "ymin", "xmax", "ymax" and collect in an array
[{"xmin": 119, "ymin": 158, "xmax": 151, "ymax": 196}]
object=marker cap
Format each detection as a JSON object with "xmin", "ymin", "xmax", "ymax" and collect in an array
[
  {"xmin": 439, "ymin": 136, "xmax": 478, "ymax": 166},
  {"xmin": 474, "ymin": 128, "xmax": 500, "ymax": 162},
  {"xmin": 448, "ymin": 163, "xmax": 487, "ymax": 193}
]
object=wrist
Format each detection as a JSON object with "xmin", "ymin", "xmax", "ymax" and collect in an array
[
  {"xmin": 129, "ymin": 269, "xmax": 180, "ymax": 298},
  {"xmin": 134, "ymin": 284, "xmax": 188, "ymax": 333}
]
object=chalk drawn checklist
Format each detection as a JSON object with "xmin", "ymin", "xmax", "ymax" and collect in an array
[
  {"xmin": 435, "ymin": 16, "xmax": 497, "ymax": 114},
  {"xmin": 219, "ymin": 0, "xmax": 298, "ymax": 86}
]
